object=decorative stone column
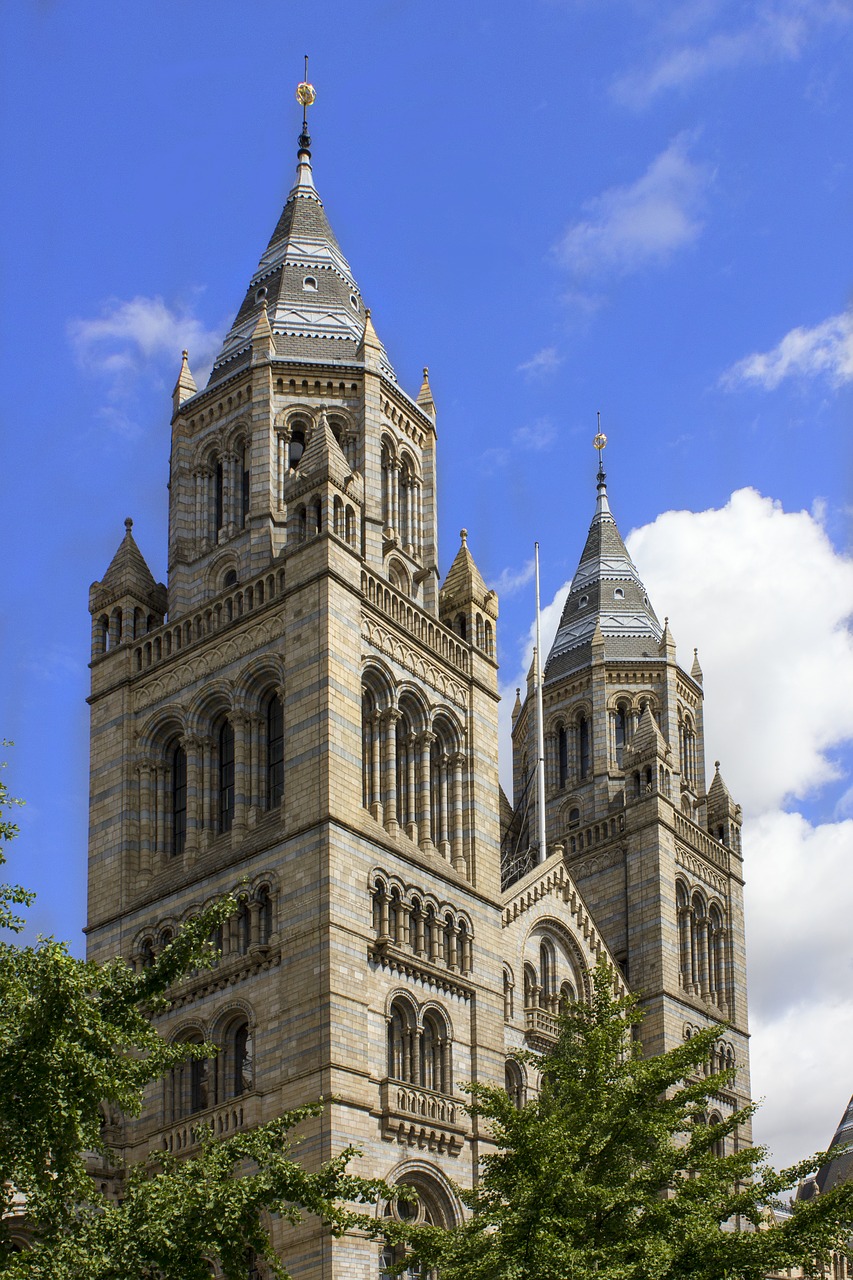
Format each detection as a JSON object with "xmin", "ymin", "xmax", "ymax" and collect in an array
[
  {"xmin": 418, "ymin": 731, "xmax": 434, "ymax": 852},
  {"xmin": 382, "ymin": 709, "xmax": 400, "ymax": 837},
  {"xmin": 438, "ymin": 754, "xmax": 450, "ymax": 858},
  {"xmin": 450, "ymin": 753, "xmax": 465, "ymax": 873},
  {"xmin": 137, "ymin": 761, "xmax": 153, "ymax": 883},
  {"xmin": 370, "ymin": 711, "xmax": 383, "ymax": 823},
  {"xmin": 232, "ymin": 713, "xmax": 248, "ymax": 836},
  {"xmin": 405, "ymin": 733, "xmax": 418, "ymax": 842},
  {"xmin": 184, "ymin": 735, "xmax": 200, "ymax": 858}
]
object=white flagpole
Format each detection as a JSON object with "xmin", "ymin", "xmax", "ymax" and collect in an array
[{"xmin": 534, "ymin": 542, "xmax": 547, "ymax": 865}]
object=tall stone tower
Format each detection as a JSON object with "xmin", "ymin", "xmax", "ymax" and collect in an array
[
  {"xmin": 510, "ymin": 446, "xmax": 751, "ymax": 1123},
  {"xmin": 85, "ymin": 90, "xmax": 751, "ymax": 1279}
]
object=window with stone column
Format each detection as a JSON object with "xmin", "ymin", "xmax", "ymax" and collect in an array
[{"xmin": 265, "ymin": 691, "xmax": 284, "ymax": 809}]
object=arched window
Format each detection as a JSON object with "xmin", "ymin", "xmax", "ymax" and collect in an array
[
  {"xmin": 140, "ymin": 938, "xmax": 155, "ymax": 969},
  {"xmin": 220, "ymin": 1018, "xmax": 252, "ymax": 1100},
  {"xmin": 505, "ymin": 1059, "xmax": 525, "ymax": 1109},
  {"xmin": 240, "ymin": 445, "xmax": 250, "ymax": 527},
  {"xmin": 257, "ymin": 886, "xmax": 273, "ymax": 946},
  {"xmin": 166, "ymin": 1032, "xmax": 207, "ymax": 1121},
  {"xmin": 313, "ymin": 497, "xmax": 322, "ymax": 534},
  {"xmin": 215, "ymin": 458, "xmax": 224, "ymax": 539},
  {"xmin": 559, "ymin": 980, "xmax": 576, "ymax": 1011},
  {"xmin": 236, "ymin": 898, "xmax": 251, "ymax": 955},
  {"xmin": 567, "ymin": 806, "xmax": 581, "ymax": 830},
  {"xmin": 289, "ymin": 426, "xmax": 305, "ymax": 470},
  {"xmin": 218, "ymin": 720, "xmax": 235, "ymax": 833},
  {"xmin": 503, "ymin": 968, "xmax": 514, "ymax": 1021},
  {"xmin": 615, "ymin": 703, "xmax": 628, "ymax": 768},
  {"xmin": 387, "ymin": 999, "xmax": 414, "ymax": 1082},
  {"xmin": 523, "ymin": 962, "xmax": 537, "ymax": 1010},
  {"xmin": 266, "ymin": 693, "xmax": 284, "ymax": 808},
  {"xmin": 421, "ymin": 1012, "xmax": 447, "ymax": 1093},
  {"xmin": 539, "ymin": 938, "xmax": 556, "ymax": 1008},
  {"xmin": 171, "ymin": 742, "xmax": 187, "ymax": 856},
  {"xmin": 579, "ymin": 715, "xmax": 591, "ymax": 779},
  {"xmin": 558, "ymin": 726, "xmax": 568, "ymax": 787}
]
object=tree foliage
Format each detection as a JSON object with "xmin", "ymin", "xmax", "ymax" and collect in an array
[
  {"xmin": 402, "ymin": 963, "xmax": 853, "ymax": 1280},
  {"xmin": 0, "ymin": 758, "xmax": 396, "ymax": 1277}
]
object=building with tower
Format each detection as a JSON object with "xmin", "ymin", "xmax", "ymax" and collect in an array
[{"xmin": 85, "ymin": 88, "xmax": 752, "ymax": 1278}]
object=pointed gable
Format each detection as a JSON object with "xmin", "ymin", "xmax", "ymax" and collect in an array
[
  {"xmin": 546, "ymin": 461, "xmax": 662, "ymax": 680},
  {"xmin": 439, "ymin": 529, "xmax": 496, "ymax": 617},
  {"xmin": 209, "ymin": 129, "xmax": 397, "ymax": 384},
  {"xmin": 297, "ymin": 408, "xmax": 352, "ymax": 489}
]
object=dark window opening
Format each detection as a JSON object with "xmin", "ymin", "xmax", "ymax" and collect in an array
[
  {"xmin": 267, "ymin": 695, "xmax": 284, "ymax": 807},
  {"xmin": 219, "ymin": 720, "xmax": 235, "ymax": 833},
  {"xmin": 172, "ymin": 744, "xmax": 187, "ymax": 856}
]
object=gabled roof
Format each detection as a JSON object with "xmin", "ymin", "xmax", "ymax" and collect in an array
[
  {"xmin": 90, "ymin": 519, "xmax": 166, "ymax": 614},
  {"xmin": 546, "ymin": 462, "xmax": 662, "ymax": 681},
  {"xmin": 209, "ymin": 127, "xmax": 396, "ymax": 384}
]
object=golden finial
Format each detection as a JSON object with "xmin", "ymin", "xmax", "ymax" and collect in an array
[{"xmin": 296, "ymin": 55, "xmax": 316, "ymax": 118}]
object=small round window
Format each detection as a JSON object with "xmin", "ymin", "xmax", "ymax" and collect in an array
[
  {"xmin": 350, "ymin": 293, "xmax": 359, "ymax": 309},
  {"xmin": 303, "ymin": 276, "xmax": 318, "ymax": 292},
  {"xmin": 579, "ymin": 594, "xmax": 589, "ymax": 609},
  {"xmin": 614, "ymin": 588, "xmax": 625, "ymax": 600},
  {"xmin": 255, "ymin": 287, "xmax": 267, "ymax": 303}
]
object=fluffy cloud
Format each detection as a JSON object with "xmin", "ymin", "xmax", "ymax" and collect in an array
[
  {"xmin": 612, "ymin": 1, "xmax": 852, "ymax": 108},
  {"xmin": 555, "ymin": 135, "xmax": 711, "ymax": 278},
  {"xmin": 517, "ymin": 346, "xmax": 563, "ymax": 378},
  {"xmin": 721, "ymin": 309, "xmax": 853, "ymax": 390},
  {"xmin": 491, "ymin": 558, "xmax": 535, "ymax": 597},
  {"xmin": 499, "ymin": 487, "xmax": 853, "ymax": 1167},
  {"xmin": 68, "ymin": 295, "xmax": 225, "ymax": 430}
]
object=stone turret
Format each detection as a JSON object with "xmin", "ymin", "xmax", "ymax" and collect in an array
[
  {"xmin": 89, "ymin": 518, "xmax": 166, "ymax": 657},
  {"xmin": 439, "ymin": 529, "xmax": 498, "ymax": 656}
]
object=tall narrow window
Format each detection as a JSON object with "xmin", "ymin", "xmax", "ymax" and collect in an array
[
  {"xmin": 218, "ymin": 720, "xmax": 235, "ymax": 833},
  {"xmin": 558, "ymin": 726, "xmax": 568, "ymax": 787},
  {"xmin": 257, "ymin": 886, "xmax": 273, "ymax": 945},
  {"xmin": 171, "ymin": 743, "xmax": 187, "ymax": 856},
  {"xmin": 267, "ymin": 694, "xmax": 284, "ymax": 807},
  {"xmin": 615, "ymin": 704, "xmax": 627, "ymax": 768},
  {"xmin": 579, "ymin": 715, "xmax": 591, "ymax": 779},
  {"xmin": 215, "ymin": 459, "xmax": 224, "ymax": 539},
  {"xmin": 241, "ymin": 446, "xmax": 250, "ymax": 526}
]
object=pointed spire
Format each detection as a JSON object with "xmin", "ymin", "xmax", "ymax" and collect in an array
[
  {"xmin": 546, "ymin": 430, "xmax": 661, "ymax": 678},
  {"xmin": 297, "ymin": 405, "xmax": 351, "ymax": 486},
  {"xmin": 511, "ymin": 687, "xmax": 523, "ymax": 727},
  {"xmin": 690, "ymin": 647, "xmax": 703, "ymax": 683},
  {"xmin": 89, "ymin": 518, "xmax": 166, "ymax": 616},
  {"xmin": 628, "ymin": 702, "xmax": 669, "ymax": 758},
  {"xmin": 707, "ymin": 761, "xmax": 732, "ymax": 803},
  {"xmin": 417, "ymin": 366, "xmax": 436, "ymax": 418},
  {"xmin": 659, "ymin": 616, "xmax": 676, "ymax": 661},
  {"xmin": 172, "ymin": 350, "xmax": 197, "ymax": 411},
  {"xmin": 209, "ymin": 72, "xmax": 396, "ymax": 384}
]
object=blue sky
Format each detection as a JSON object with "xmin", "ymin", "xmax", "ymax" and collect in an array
[{"xmin": 1, "ymin": 0, "xmax": 852, "ymax": 1169}]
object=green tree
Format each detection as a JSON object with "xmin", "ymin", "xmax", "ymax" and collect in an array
[
  {"xmin": 0, "ymin": 758, "xmax": 396, "ymax": 1278},
  {"xmin": 401, "ymin": 963, "xmax": 853, "ymax": 1280}
]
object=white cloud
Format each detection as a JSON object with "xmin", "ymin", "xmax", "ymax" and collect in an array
[
  {"xmin": 491, "ymin": 559, "xmax": 535, "ymax": 597},
  {"xmin": 721, "ymin": 309, "xmax": 853, "ymax": 390},
  {"xmin": 627, "ymin": 488, "xmax": 853, "ymax": 814},
  {"xmin": 68, "ymin": 295, "xmax": 224, "ymax": 430},
  {"xmin": 612, "ymin": 1, "xmax": 852, "ymax": 108},
  {"xmin": 513, "ymin": 419, "xmax": 557, "ymax": 451},
  {"xmin": 555, "ymin": 135, "xmax": 711, "ymax": 278},
  {"xmin": 499, "ymin": 487, "xmax": 853, "ymax": 1167},
  {"xmin": 517, "ymin": 346, "xmax": 563, "ymax": 377}
]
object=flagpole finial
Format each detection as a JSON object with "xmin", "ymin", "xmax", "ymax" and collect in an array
[{"xmin": 593, "ymin": 411, "xmax": 608, "ymax": 485}]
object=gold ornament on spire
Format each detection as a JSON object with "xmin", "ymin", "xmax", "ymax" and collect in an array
[
  {"xmin": 296, "ymin": 81, "xmax": 316, "ymax": 108},
  {"xmin": 594, "ymin": 409, "xmax": 607, "ymax": 455}
]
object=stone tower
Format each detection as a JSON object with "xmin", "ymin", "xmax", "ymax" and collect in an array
[
  {"xmin": 510, "ymin": 449, "xmax": 752, "ymax": 1122},
  {"xmin": 85, "ymin": 97, "xmax": 751, "ymax": 1279}
]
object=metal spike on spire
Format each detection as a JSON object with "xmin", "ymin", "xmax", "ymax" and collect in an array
[
  {"xmin": 593, "ymin": 410, "xmax": 608, "ymax": 485},
  {"xmin": 296, "ymin": 55, "xmax": 316, "ymax": 155}
]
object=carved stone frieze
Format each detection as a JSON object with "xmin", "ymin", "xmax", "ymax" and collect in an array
[
  {"xmin": 675, "ymin": 844, "xmax": 727, "ymax": 897},
  {"xmin": 361, "ymin": 618, "xmax": 466, "ymax": 708},
  {"xmin": 133, "ymin": 613, "xmax": 286, "ymax": 713}
]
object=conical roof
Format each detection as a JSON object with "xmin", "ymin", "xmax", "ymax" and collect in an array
[
  {"xmin": 90, "ymin": 519, "xmax": 166, "ymax": 614},
  {"xmin": 440, "ymin": 530, "xmax": 490, "ymax": 610},
  {"xmin": 209, "ymin": 128, "xmax": 396, "ymax": 384},
  {"xmin": 546, "ymin": 463, "xmax": 661, "ymax": 681}
]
